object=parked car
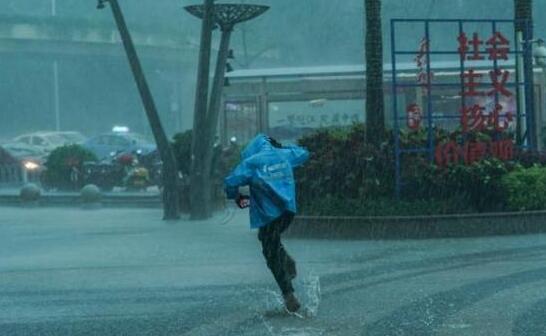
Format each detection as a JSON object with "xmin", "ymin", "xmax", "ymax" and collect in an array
[
  {"xmin": 1, "ymin": 142, "xmax": 47, "ymax": 161},
  {"xmin": 83, "ymin": 132, "xmax": 156, "ymax": 160},
  {"xmin": 0, "ymin": 145, "xmax": 20, "ymax": 166},
  {"xmin": 12, "ymin": 131, "xmax": 86, "ymax": 154},
  {"xmin": 0, "ymin": 143, "xmax": 45, "ymax": 184},
  {"xmin": 57, "ymin": 131, "xmax": 86, "ymax": 145}
]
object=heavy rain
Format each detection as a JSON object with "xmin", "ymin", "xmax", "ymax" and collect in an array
[{"xmin": 1, "ymin": 0, "xmax": 546, "ymax": 335}]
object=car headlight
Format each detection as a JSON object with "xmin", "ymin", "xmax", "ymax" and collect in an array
[{"xmin": 24, "ymin": 161, "xmax": 40, "ymax": 171}]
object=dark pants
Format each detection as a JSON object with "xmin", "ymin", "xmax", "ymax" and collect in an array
[{"xmin": 258, "ymin": 212, "xmax": 296, "ymax": 295}]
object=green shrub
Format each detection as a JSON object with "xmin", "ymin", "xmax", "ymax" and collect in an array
[
  {"xmin": 406, "ymin": 158, "xmax": 510, "ymax": 212},
  {"xmin": 168, "ymin": 125, "xmax": 546, "ymax": 216},
  {"xmin": 296, "ymin": 124, "xmax": 520, "ymax": 215},
  {"xmin": 501, "ymin": 166, "xmax": 546, "ymax": 211},
  {"xmin": 42, "ymin": 145, "xmax": 97, "ymax": 191},
  {"xmin": 296, "ymin": 124, "xmax": 395, "ymax": 204}
]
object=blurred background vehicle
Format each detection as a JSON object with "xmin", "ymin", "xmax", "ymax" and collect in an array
[
  {"xmin": 83, "ymin": 149, "xmax": 156, "ymax": 192},
  {"xmin": 57, "ymin": 131, "xmax": 86, "ymax": 145},
  {"xmin": 83, "ymin": 131, "xmax": 156, "ymax": 161},
  {"xmin": 0, "ymin": 142, "xmax": 45, "ymax": 186},
  {"xmin": 1, "ymin": 142, "xmax": 48, "ymax": 161},
  {"xmin": 11, "ymin": 131, "xmax": 87, "ymax": 154}
]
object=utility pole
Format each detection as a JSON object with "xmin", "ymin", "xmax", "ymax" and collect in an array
[{"xmin": 51, "ymin": 0, "xmax": 60, "ymax": 131}]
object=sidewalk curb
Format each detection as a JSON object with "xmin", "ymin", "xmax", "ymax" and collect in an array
[
  {"xmin": 286, "ymin": 211, "xmax": 546, "ymax": 239},
  {"xmin": 0, "ymin": 193, "xmax": 162, "ymax": 208}
]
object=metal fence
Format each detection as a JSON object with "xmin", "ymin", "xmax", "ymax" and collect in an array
[{"xmin": 390, "ymin": 18, "xmax": 535, "ymax": 197}]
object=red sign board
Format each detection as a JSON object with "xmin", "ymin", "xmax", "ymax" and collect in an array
[{"xmin": 435, "ymin": 30, "xmax": 515, "ymax": 166}]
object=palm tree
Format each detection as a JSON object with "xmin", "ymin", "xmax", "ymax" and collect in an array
[
  {"xmin": 514, "ymin": 0, "xmax": 533, "ymax": 37},
  {"xmin": 189, "ymin": 0, "xmax": 215, "ymax": 220},
  {"xmin": 364, "ymin": 0, "xmax": 385, "ymax": 147}
]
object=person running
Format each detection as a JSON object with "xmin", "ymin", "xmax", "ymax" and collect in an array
[{"xmin": 224, "ymin": 134, "xmax": 309, "ymax": 312}]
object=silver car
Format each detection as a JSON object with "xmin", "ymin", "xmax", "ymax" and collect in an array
[{"xmin": 12, "ymin": 131, "xmax": 86, "ymax": 153}]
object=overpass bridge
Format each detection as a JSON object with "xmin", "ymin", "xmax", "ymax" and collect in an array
[
  {"xmin": 0, "ymin": 15, "xmax": 195, "ymax": 61},
  {"xmin": 0, "ymin": 15, "xmax": 197, "ymax": 139}
]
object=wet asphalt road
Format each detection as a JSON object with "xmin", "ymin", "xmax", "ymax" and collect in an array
[{"xmin": 2, "ymin": 207, "xmax": 546, "ymax": 335}]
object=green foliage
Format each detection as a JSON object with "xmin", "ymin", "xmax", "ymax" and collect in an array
[
  {"xmin": 170, "ymin": 125, "xmax": 546, "ymax": 216},
  {"xmin": 296, "ymin": 124, "xmax": 394, "ymax": 205},
  {"xmin": 406, "ymin": 158, "xmax": 510, "ymax": 212},
  {"xmin": 42, "ymin": 145, "xmax": 97, "ymax": 191},
  {"xmin": 295, "ymin": 124, "xmax": 537, "ymax": 216},
  {"xmin": 501, "ymin": 166, "xmax": 546, "ymax": 211}
]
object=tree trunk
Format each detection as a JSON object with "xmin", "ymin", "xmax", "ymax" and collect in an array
[
  {"xmin": 200, "ymin": 28, "xmax": 233, "ymax": 216},
  {"xmin": 364, "ymin": 0, "xmax": 385, "ymax": 147},
  {"xmin": 190, "ymin": 0, "xmax": 215, "ymax": 220},
  {"xmin": 107, "ymin": 0, "xmax": 180, "ymax": 220}
]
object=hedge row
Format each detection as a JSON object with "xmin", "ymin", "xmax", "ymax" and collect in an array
[{"xmin": 295, "ymin": 124, "xmax": 546, "ymax": 216}]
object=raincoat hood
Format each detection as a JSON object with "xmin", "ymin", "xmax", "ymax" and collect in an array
[{"xmin": 241, "ymin": 134, "xmax": 272, "ymax": 160}]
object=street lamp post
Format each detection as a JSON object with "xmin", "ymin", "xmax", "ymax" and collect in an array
[
  {"xmin": 185, "ymin": 3, "xmax": 269, "ymax": 219},
  {"xmin": 97, "ymin": 0, "xmax": 180, "ymax": 220},
  {"xmin": 534, "ymin": 39, "xmax": 546, "ymax": 150},
  {"xmin": 51, "ymin": 0, "xmax": 60, "ymax": 131}
]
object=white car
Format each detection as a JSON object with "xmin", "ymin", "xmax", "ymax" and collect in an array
[{"xmin": 13, "ymin": 131, "xmax": 86, "ymax": 153}]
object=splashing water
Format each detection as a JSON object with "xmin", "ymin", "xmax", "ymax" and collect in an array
[
  {"xmin": 278, "ymin": 327, "xmax": 325, "ymax": 336},
  {"xmin": 300, "ymin": 272, "xmax": 321, "ymax": 317},
  {"xmin": 264, "ymin": 289, "xmax": 285, "ymax": 313},
  {"xmin": 261, "ymin": 272, "xmax": 321, "ymax": 319}
]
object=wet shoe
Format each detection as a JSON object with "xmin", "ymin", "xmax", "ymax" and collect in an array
[{"xmin": 283, "ymin": 292, "xmax": 301, "ymax": 313}]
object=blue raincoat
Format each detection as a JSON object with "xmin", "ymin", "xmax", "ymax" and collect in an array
[{"xmin": 224, "ymin": 134, "xmax": 309, "ymax": 229}]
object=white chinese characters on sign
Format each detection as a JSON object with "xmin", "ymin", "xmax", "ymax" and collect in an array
[
  {"xmin": 278, "ymin": 112, "xmax": 363, "ymax": 128},
  {"xmin": 415, "ymin": 37, "xmax": 433, "ymax": 95}
]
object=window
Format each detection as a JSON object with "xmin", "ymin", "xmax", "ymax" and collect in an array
[
  {"xmin": 17, "ymin": 136, "xmax": 31, "ymax": 145},
  {"xmin": 32, "ymin": 137, "xmax": 45, "ymax": 146},
  {"xmin": 109, "ymin": 136, "xmax": 130, "ymax": 147}
]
